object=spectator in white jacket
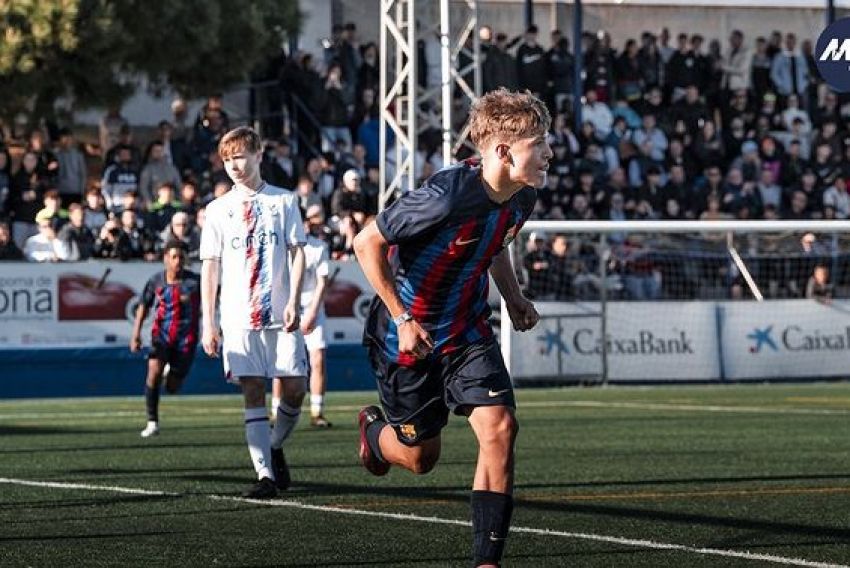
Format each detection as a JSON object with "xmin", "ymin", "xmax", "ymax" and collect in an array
[
  {"xmin": 581, "ymin": 88, "xmax": 613, "ymax": 140},
  {"xmin": 720, "ymin": 30, "xmax": 751, "ymax": 92}
]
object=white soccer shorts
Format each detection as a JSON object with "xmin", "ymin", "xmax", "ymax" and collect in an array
[
  {"xmin": 223, "ymin": 329, "xmax": 307, "ymax": 382},
  {"xmin": 303, "ymin": 311, "xmax": 328, "ymax": 352}
]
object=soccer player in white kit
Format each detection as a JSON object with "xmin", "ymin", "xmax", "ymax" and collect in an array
[
  {"xmin": 200, "ymin": 127, "xmax": 308, "ymax": 499},
  {"xmin": 272, "ymin": 203, "xmax": 332, "ymax": 428}
]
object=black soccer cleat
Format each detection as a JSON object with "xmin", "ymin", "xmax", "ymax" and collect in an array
[
  {"xmin": 358, "ymin": 405, "xmax": 390, "ymax": 476},
  {"xmin": 271, "ymin": 447, "xmax": 291, "ymax": 491},
  {"xmin": 241, "ymin": 477, "xmax": 277, "ymax": 499}
]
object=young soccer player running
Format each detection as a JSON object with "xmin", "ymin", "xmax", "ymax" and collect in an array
[
  {"xmin": 131, "ymin": 241, "xmax": 201, "ymax": 438},
  {"xmin": 354, "ymin": 89, "xmax": 552, "ymax": 567},
  {"xmin": 272, "ymin": 204, "xmax": 333, "ymax": 428},
  {"xmin": 200, "ymin": 127, "xmax": 308, "ymax": 499}
]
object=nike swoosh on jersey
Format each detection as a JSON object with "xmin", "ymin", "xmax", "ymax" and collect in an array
[
  {"xmin": 488, "ymin": 389, "xmax": 510, "ymax": 398},
  {"xmin": 454, "ymin": 237, "xmax": 480, "ymax": 246}
]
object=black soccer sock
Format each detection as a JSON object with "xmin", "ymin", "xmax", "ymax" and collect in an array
[
  {"xmin": 145, "ymin": 385, "xmax": 160, "ymax": 422},
  {"xmin": 365, "ymin": 417, "xmax": 387, "ymax": 463},
  {"xmin": 471, "ymin": 490, "xmax": 514, "ymax": 567}
]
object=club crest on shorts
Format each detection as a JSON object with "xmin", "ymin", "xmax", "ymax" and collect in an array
[{"xmin": 399, "ymin": 423, "xmax": 417, "ymax": 440}]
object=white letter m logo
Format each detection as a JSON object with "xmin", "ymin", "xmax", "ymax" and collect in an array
[{"xmin": 820, "ymin": 38, "xmax": 850, "ymax": 61}]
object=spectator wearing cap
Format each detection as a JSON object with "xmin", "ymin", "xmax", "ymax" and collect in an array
[
  {"xmin": 55, "ymin": 128, "xmax": 88, "ymax": 208},
  {"xmin": 57, "ymin": 203, "xmax": 95, "ymax": 261},
  {"xmin": 331, "ymin": 169, "xmax": 369, "ymax": 258},
  {"xmin": 138, "ymin": 140, "xmax": 181, "ymax": 207},
  {"xmin": 483, "ymin": 32, "xmax": 518, "ymax": 93},
  {"xmin": 332, "ymin": 169, "xmax": 369, "ymax": 225},
  {"xmin": 516, "ymin": 25, "xmax": 548, "ymax": 98},
  {"xmin": 770, "ymin": 33, "xmax": 808, "ymax": 102}
]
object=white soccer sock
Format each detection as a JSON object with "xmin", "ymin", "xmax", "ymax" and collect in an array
[
  {"xmin": 244, "ymin": 407, "xmax": 273, "ymax": 480},
  {"xmin": 271, "ymin": 397, "xmax": 281, "ymax": 418},
  {"xmin": 310, "ymin": 394, "xmax": 324, "ymax": 417},
  {"xmin": 271, "ymin": 401, "xmax": 301, "ymax": 449}
]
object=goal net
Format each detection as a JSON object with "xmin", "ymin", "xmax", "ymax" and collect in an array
[{"xmin": 501, "ymin": 220, "xmax": 850, "ymax": 385}]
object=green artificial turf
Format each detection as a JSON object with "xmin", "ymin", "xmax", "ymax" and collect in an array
[{"xmin": 1, "ymin": 384, "xmax": 849, "ymax": 567}]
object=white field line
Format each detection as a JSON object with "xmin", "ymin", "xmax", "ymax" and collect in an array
[
  {"xmin": 0, "ymin": 477, "xmax": 846, "ymax": 568},
  {"xmin": 2, "ymin": 400, "xmax": 850, "ymax": 421}
]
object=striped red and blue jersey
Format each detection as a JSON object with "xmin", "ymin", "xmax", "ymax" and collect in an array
[
  {"xmin": 364, "ymin": 162, "xmax": 536, "ymax": 366},
  {"xmin": 141, "ymin": 269, "xmax": 201, "ymax": 352}
]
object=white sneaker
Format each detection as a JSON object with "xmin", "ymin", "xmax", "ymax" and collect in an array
[{"xmin": 140, "ymin": 422, "xmax": 160, "ymax": 438}]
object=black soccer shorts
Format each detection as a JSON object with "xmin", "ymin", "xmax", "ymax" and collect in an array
[
  {"xmin": 367, "ymin": 337, "xmax": 516, "ymax": 445},
  {"xmin": 148, "ymin": 342, "xmax": 197, "ymax": 378}
]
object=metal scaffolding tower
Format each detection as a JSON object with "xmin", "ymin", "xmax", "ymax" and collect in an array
[{"xmin": 379, "ymin": 0, "xmax": 480, "ymax": 210}]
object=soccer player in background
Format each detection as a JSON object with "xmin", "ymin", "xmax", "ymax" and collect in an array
[
  {"xmin": 272, "ymin": 203, "xmax": 333, "ymax": 427},
  {"xmin": 130, "ymin": 241, "xmax": 201, "ymax": 438},
  {"xmin": 354, "ymin": 88, "xmax": 551, "ymax": 567},
  {"xmin": 200, "ymin": 127, "xmax": 308, "ymax": 499}
]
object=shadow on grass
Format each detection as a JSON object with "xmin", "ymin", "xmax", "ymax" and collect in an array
[
  {"xmin": 515, "ymin": 472, "xmax": 850, "ymax": 490},
  {"xmin": 0, "ymin": 529, "xmax": 177, "ymax": 543}
]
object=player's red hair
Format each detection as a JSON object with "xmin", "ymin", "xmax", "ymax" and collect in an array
[
  {"xmin": 469, "ymin": 88, "xmax": 551, "ymax": 151},
  {"xmin": 218, "ymin": 126, "xmax": 262, "ymax": 159}
]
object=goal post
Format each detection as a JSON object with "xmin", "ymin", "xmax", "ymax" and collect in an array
[{"xmin": 502, "ymin": 220, "xmax": 850, "ymax": 385}]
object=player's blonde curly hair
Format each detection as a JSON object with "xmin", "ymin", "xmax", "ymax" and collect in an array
[
  {"xmin": 469, "ymin": 88, "xmax": 551, "ymax": 151},
  {"xmin": 218, "ymin": 126, "xmax": 263, "ymax": 159}
]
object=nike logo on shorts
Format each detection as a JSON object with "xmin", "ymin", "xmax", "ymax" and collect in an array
[
  {"xmin": 454, "ymin": 236, "xmax": 480, "ymax": 247},
  {"xmin": 488, "ymin": 388, "xmax": 510, "ymax": 398}
]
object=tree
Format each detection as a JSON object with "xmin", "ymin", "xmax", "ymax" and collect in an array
[{"xmin": 0, "ymin": 0, "xmax": 300, "ymax": 126}]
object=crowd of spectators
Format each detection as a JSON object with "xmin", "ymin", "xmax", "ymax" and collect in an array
[{"xmin": 2, "ymin": 20, "xmax": 849, "ymax": 303}]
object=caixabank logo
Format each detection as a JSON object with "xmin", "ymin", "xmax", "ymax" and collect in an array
[
  {"xmin": 748, "ymin": 324, "xmax": 850, "ymax": 353},
  {"xmin": 816, "ymin": 18, "xmax": 850, "ymax": 92}
]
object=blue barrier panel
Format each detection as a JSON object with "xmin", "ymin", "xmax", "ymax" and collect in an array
[{"xmin": 0, "ymin": 344, "xmax": 374, "ymax": 399}]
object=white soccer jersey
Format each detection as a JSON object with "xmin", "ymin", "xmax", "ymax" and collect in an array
[
  {"xmin": 301, "ymin": 234, "xmax": 330, "ymax": 309},
  {"xmin": 200, "ymin": 183, "xmax": 306, "ymax": 331}
]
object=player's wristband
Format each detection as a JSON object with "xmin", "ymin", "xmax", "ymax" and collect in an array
[{"xmin": 392, "ymin": 310, "xmax": 414, "ymax": 326}]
